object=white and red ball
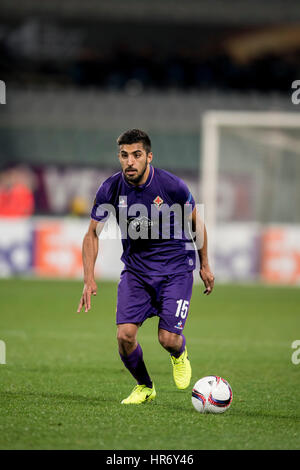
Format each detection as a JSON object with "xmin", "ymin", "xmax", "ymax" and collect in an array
[{"xmin": 192, "ymin": 376, "xmax": 233, "ymax": 414}]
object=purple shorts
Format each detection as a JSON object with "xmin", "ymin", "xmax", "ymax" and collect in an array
[{"xmin": 116, "ymin": 269, "xmax": 194, "ymax": 335}]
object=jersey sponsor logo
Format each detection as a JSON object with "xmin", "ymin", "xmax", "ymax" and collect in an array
[
  {"xmin": 153, "ymin": 195, "xmax": 164, "ymax": 208},
  {"xmin": 127, "ymin": 215, "xmax": 153, "ymax": 231}
]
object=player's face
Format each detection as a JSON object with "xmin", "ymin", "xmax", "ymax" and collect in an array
[{"xmin": 118, "ymin": 143, "xmax": 153, "ymax": 185}]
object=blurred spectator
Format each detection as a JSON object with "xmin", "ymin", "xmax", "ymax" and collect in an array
[
  {"xmin": 2, "ymin": 16, "xmax": 300, "ymax": 93},
  {"xmin": 69, "ymin": 195, "xmax": 89, "ymax": 217},
  {"xmin": 0, "ymin": 165, "xmax": 35, "ymax": 217}
]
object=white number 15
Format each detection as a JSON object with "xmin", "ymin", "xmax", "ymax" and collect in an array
[{"xmin": 175, "ymin": 299, "xmax": 189, "ymax": 319}]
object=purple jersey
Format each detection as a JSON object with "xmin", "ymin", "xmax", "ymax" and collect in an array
[{"xmin": 91, "ymin": 165, "xmax": 196, "ymax": 275}]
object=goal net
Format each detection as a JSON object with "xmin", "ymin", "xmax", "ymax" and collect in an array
[{"xmin": 201, "ymin": 111, "xmax": 300, "ymax": 284}]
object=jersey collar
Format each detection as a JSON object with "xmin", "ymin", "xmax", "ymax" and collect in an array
[{"xmin": 122, "ymin": 164, "xmax": 154, "ymax": 190}]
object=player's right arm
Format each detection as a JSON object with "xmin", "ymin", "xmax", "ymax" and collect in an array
[
  {"xmin": 77, "ymin": 176, "xmax": 113, "ymax": 313},
  {"xmin": 77, "ymin": 219, "xmax": 105, "ymax": 313}
]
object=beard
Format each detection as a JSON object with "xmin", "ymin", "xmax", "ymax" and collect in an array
[{"xmin": 124, "ymin": 160, "xmax": 148, "ymax": 185}]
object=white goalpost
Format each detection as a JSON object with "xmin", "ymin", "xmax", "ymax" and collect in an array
[{"xmin": 200, "ymin": 110, "xmax": 300, "ymax": 282}]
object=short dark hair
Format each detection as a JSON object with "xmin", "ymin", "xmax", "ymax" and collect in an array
[{"xmin": 117, "ymin": 129, "xmax": 151, "ymax": 154}]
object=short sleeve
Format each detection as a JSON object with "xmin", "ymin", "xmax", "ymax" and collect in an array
[
  {"xmin": 91, "ymin": 182, "xmax": 112, "ymax": 222},
  {"xmin": 176, "ymin": 179, "xmax": 195, "ymax": 211}
]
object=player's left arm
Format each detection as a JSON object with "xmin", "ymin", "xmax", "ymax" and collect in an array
[{"xmin": 191, "ymin": 207, "xmax": 215, "ymax": 295}]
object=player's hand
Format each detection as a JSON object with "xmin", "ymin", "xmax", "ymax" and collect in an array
[
  {"xmin": 199, "ymin": 265, "xmax": 214, "ymax": 295},
  {"xmin": 77, "ymin": 280, "xmax": 97, "ymax": 313}
]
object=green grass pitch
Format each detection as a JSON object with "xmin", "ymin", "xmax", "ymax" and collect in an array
[{"xmin": 0, "ymin": 279, "xmax": 299, "ymax": 450}]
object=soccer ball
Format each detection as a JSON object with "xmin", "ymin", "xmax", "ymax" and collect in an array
[{"xmin": 192, "ymin": 376, "xmax": 233, "ymax": 414}]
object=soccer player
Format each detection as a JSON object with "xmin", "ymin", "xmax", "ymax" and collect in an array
[{"xmin": 77, "ymin": 129, "xmax": 214, "ymax": 404}]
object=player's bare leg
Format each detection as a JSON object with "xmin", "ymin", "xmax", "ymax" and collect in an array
[
  {"xmin": 158, "ymin": 328, "xmax": 184, "ymax": 355},
  {"xmin": 158, "ymin": 328, "xmax": 191, "ymax": 390},
  {"xmin": 117, "ymin": 323, "xmax": 156, "ymax": 404},
  {"xmin": 117, "ymin": 323, "xmax": 139, "ymax": 356}
]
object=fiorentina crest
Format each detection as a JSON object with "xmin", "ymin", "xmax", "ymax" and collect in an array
[{"xmin": 153, "ymin": 195, "xmax": 163, "ymax": 208}]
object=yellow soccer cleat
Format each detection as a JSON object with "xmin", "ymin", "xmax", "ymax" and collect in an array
[
  {"xmin": 170, "ymin": 347, "xmax": 192, "ymax": 390},
  {"xmin": 121, "ymin": 384, "xmax": 156, "ymax": 405}
]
